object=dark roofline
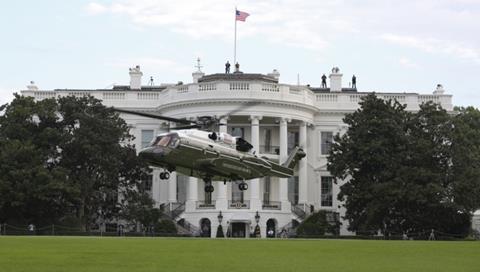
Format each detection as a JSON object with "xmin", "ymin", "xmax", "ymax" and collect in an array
[
  {"xmin": 309, "ymin": 87, "xmax": 420, "ymax": 95},
  {"xmin": 198, "ymin": 73, "xmax": 278, "ymax": 83},
  {"xmin": 309, "ymin": 87, "xmax": 358, "ymax": 93},
  {"xmin": 53, "ymin": 85, "xmax": 167, "ymax": 92}
]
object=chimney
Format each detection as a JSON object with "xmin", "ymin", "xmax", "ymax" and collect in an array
[
  {"xmin": 433, "ymin": 84, "xmax": 445, "ymax": 95},
  {"xmin": 267, "ymin": 69, "xmax": 280, "ymax": 81},
  {"xmin": 27, "ymin": 81, "xmax": 39, "ymax": 91},
  {"xmin": 129, "ymin": 65, "xmax": 143, "ymax": 89},
  {"xmin": 329, "ymin": 67, "xmax": 342, "ymax": 92},
  {"xmin": 192, "ymin": 71, "xmax": 204, "ymax": 83},
  {"xmin": 192, "ymin": 58, "xmax": 204, "ymax": 83}
]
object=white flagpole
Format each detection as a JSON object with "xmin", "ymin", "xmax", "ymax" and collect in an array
[{"xmin": 234, "ymin": 7, "xmax": 237, "ymax": 65}]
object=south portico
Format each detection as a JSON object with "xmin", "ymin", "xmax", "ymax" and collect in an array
[{"xmin": 165, "ymin": 111, "xmax": 313, "ymax": 238}]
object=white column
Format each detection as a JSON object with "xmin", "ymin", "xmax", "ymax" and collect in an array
[
  {"xmin": 186, "ymin": 176, "xmax": 198, "ymax": 211},
  {"xmin": 151, "ymin": 170, "xmax": 161, "ymax": 207},
  {"xmin": 168, "ymin": 172, "xmax": 177, "ymax": 203},
  {"xmin": 249, "ymin": 115, "xmax": 262, "ymax": 210},
  {"xmin": 298, "ymin": 121, "xmax": 308, "ymax": 205},
  {"xmin": 216, "ymin": 117, "xmax": 229, "ymax": 210},
  {"xmin": 279, "ymin": 118, "xmax": 290, "ymax": 211}
]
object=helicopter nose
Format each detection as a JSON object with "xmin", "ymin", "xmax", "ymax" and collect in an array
[{"xmin": 139, "ymin": 147, "xmax": 164, "ymax": 161}]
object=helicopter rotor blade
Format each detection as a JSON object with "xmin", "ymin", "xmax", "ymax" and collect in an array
[
  {"xmin": 218, "ymin": 101, "xmax": 263, "ymax": 120},
  {"xmin": 171, "ymin": 124, "xmax": 201, "ymax": 130},
  {"xmin": 113, "ymin": 108, "xmax": 194, "ymax": 125}
]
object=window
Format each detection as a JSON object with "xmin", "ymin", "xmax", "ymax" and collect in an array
[
  {"xmin": 263, "ymin": 177, "xmax": 271, "ymax": 204},
  {"xmin": 141, "ymin": 130, "xmax": 154, "ymax": 148},
  {"xmin": 321, "ymin": 132, "xmax": 333, "ymax": 155},
  {"xmin": 232, "ymin": 181, "xmax": 244, "ymax": 203},
  {"xmin": 204, "ymin": 181, "xmax": 212, "ymax": 204},
  {"xmin": 321, "ymin": 176, "xmax": 333, "ymax": 207},
  {"xmin": 176, "ymin": 175, "xmax": 187, "ymax": 203},
  {"xmin": 142, "ymin": 175, "xmax": 153, "ymax": 191},
  {"xmin": 288, "ymin": 131, "xmax": 299, "ymax": 152},
  {"xmin": 288, "ymin": 176, "xmax": 299, "ymax": 205},
  {"xmin": 264, "ymin": 129, "xmax": 271, "ymax": 152},
  {"xmin": 231, "ymin": 127, "xmax": 245, "ymax": 138}
]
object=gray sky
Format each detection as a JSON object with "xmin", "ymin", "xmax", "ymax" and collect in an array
[{"xmin": 1, "ymin": 0, "xmax": 479, "ymax": 107}]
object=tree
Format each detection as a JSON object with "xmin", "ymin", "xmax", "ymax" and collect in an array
[
  {"xmin": 451, "ymin": 107, "xmax": 480, "ymax": 214},
  {"xmin": 0, "ymin": 95, "xmax": 153, "ymax": 230},
  {"xmin": 328, "ymin": 94, "xmax": 475, "ymax": 237},
  {"xmin": 328, "ymin": 94, "xmax": 411, "ymax": 235},
  {"xmin": 118, "ymin": 186, "xmax": 162, "ymax": 232},
  {"xmin": 0, "ymin": 95, "xmax": 72, "ymax": 226},
  {"xmin": 56, "ymin": 95, "xmax": 152, "ymax": 230}
]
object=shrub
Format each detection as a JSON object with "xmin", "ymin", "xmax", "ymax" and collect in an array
[
  {"xmin": 296, "ymin": 211, "xmax": 341, "ymax": 237},
  {"xmin": 155, "ymin": 219, "xmax": 177, "ymax": 234}
]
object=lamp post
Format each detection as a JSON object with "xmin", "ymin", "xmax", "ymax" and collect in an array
[
  {"xmin": 218, "ymin": 211, "xmax": 223, "ymax": 224},
  {"xmin": 217, "ymin": 211, "xmax": 225, "ymax": 238},
  {"xmin": 254, "ymin": 211, "xmax": 261, "ymax": 238}
]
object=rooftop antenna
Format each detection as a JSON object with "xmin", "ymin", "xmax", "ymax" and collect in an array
[
  {"xmin": 297, "ymin": 73, "xmax": 300, "ymax": 86},
  {"xmin": 195, "ymin": 57, "xmax": 203, "ymax": 72}
]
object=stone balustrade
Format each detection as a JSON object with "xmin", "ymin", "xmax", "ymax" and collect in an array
[{"xmin": 22, "ymin": 82, "xmax": 453, "ymax": 112}]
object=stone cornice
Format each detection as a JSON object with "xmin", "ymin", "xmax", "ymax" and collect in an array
[{"xmin": 156, "ymin": 99, "xmax": 319, "ymax": 114}]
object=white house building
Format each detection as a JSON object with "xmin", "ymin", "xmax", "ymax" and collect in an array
[{"xmin": 21, "ymin": 64, "xmax": 453, "ymax": 238}]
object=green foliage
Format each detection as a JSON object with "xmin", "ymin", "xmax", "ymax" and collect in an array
[
  {"xmin": 0, "ymin": 94, "xmax": 153, "ymax": 229},
  {"xmin": 296, "ymin": 211, "xmax": 340, "ymax": 236},
  {"xmin": 119, "ymin": 191, "xmax": 162, "ymax": 229},
  {"xmin": 451, "ymin": 107, "xmax": 480, "ymax": 214},
  {"xmin": 328, "ymin": 94, "xmax": 477, "ymax": 236},
  {"xmin": 216, "ymin": 224, "xmax": 225, "ymax": 238},
  {"xmin": 0, "ymin": 95, "xmax": 72, "ymax": 225},
  {"xmin": 155, "ymin": 219, "xmax": 177, "ymax": 234}
]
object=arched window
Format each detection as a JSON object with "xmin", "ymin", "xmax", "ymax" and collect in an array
[
  {"xmin": 200, "ymin": 218, "xmax": 211, "ymax": 237},
  {"xmin": 266, "ymin": 219, "xmax": 277, "ymax": 238}
]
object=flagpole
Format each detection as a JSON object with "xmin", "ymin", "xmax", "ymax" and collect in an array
[{"xmin": 234, "ymin": 7, "xmax": 237, "ymax": 65}]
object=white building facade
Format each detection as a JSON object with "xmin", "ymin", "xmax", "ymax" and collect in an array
[{"xmin": 21, "ymin": 65, "xmax": 453, "ymax": 238}]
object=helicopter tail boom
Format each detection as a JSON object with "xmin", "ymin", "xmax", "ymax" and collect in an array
[
  {"xmin": 266, "ymin": 147, "xmax": 306, "ymax": 178},
  {"xmin": 282, "ymin": 146, "xmax": 306, "ymax": 169}
]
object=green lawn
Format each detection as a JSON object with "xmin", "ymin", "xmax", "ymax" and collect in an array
[{"xmin": 0, "ymin": 236, "xmax": 479, "ymax": 272}]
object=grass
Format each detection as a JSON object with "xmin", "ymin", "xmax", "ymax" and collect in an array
[{"xmin": 0, "ymin": 236, "xmax": 479, "ymax": 272}]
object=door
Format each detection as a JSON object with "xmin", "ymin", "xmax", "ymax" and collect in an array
[{"xmin": 231, "ymin": 223, "xmax": 246, "ymax": 238}]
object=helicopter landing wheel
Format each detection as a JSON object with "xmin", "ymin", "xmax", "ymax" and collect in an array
[
  {"xmin": 204, "ymin": 185, "xmax": 214, "ymax": 193},
  {"xmin": 203, "ymin": 177, "xmax": 214, "ymax": 193},
  {"xmin": 239, "ymin": 182, "xmax": 248, "ymax": 191},
  {"xmin": 160, "ymin": 172, "xmax": 170, "ymax": 180}
]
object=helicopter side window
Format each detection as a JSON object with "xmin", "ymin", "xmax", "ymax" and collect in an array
[{"xmin": 169, "ymin": 135, "xmax": 180, "ymax": 148}]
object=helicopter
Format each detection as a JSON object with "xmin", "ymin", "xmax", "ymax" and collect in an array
[{"xmin": 114, "ymin": 106, "xmax": 306, "ymax": 193}]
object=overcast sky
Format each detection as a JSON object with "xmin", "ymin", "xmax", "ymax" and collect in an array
[{"xmin": 1, "ymin": 0, "xmax": 480, "ymax": 107}]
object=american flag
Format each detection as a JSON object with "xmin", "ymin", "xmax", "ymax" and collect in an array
[{"xmin": 236, "ymin": 9, "xmax": 250, "ymax": 22}]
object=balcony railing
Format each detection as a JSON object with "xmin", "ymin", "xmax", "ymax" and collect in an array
[
  {"xmin": 291, "ymin": 204, "xmax": 307, "ymax": 219},
  {"xmin": 262, "ymin": 201, "xmax": 281, "ymax": 210},
  {"xmin": 22, "ymin": 84, "xmax": 453, "ymax": 112},
  {"xmin": 21, "ymin": 81, "xmax": 453, "ymax": 113},
  {"xmin": 196, "ymin": 200, "xmax": 216, "ymax": 209},
  {"xmin": 228, "ymin": 200, "xmax": 250, "ymax": 209},
  {"xmin": 168, "ymin": 202, "xmax": 185, "ymax": 219}
]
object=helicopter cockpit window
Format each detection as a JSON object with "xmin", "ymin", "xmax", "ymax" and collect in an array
[
  {"xmin": 152, "ymin": 134, "xmax": 179, "ymax": 148},
  {"xmin": 157, "ymin": 136, "xmax": 171, "ymax": 147}
]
